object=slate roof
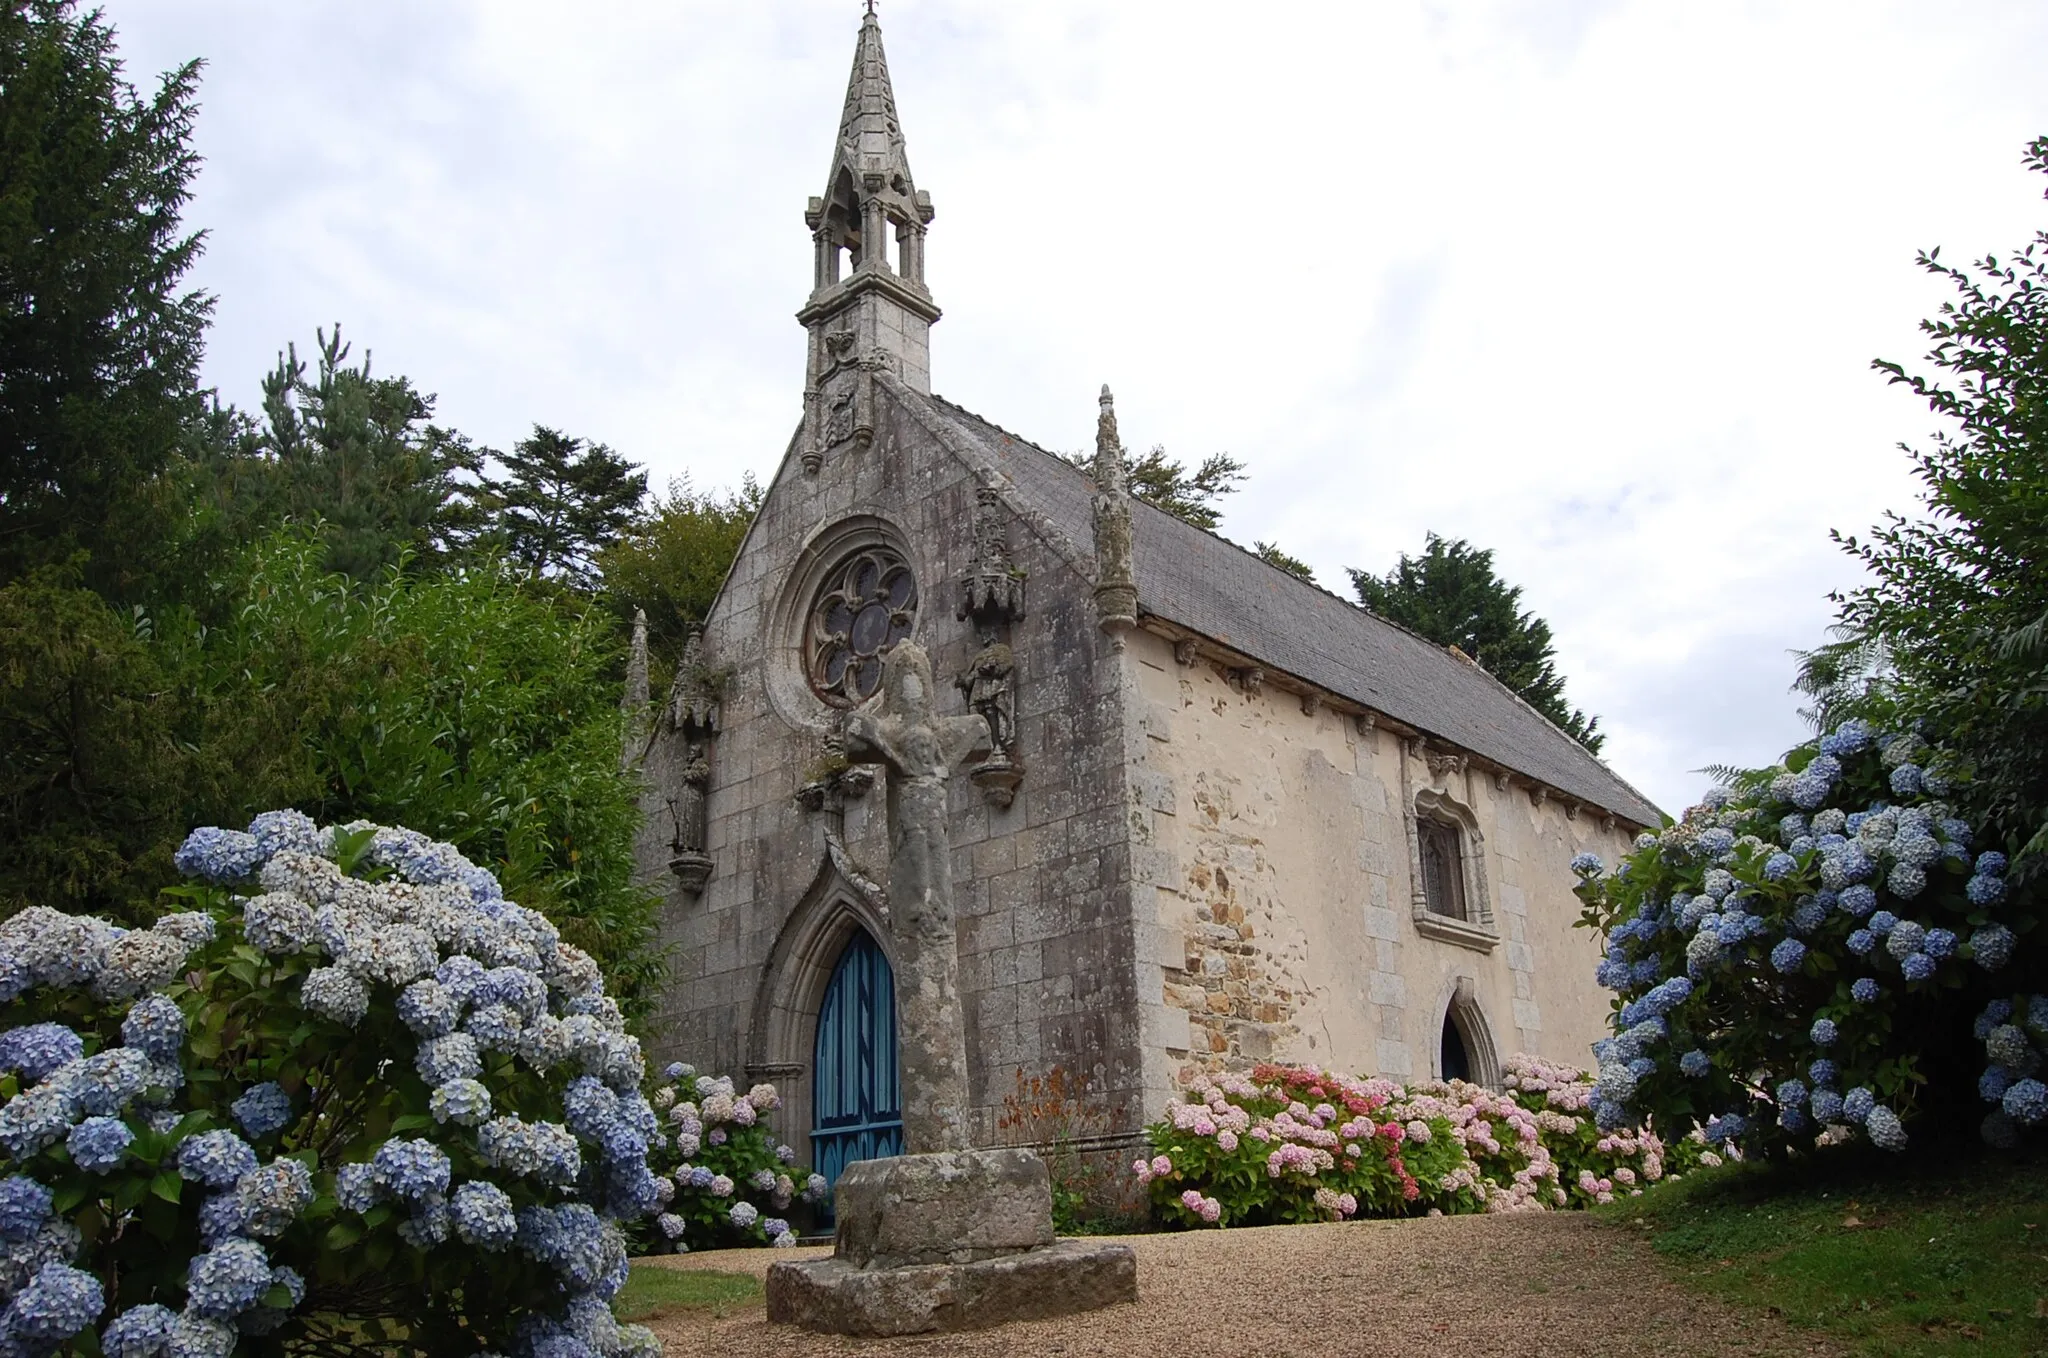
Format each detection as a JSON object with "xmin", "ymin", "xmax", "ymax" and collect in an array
[{"xmin": 904, "ymin": 387, "xmax": 1662, "ymax": 828}]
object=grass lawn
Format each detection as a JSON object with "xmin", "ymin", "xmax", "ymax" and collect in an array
[
  {"xmin": 613, "ymin": 1264, "xmax": 763, "ymax": 1323},
  {"xmin": 1605, "ymin": 1141, "xmax": 2048, "ymax": 1355}
]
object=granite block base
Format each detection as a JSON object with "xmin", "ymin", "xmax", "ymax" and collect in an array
[{"xmin": 765, "ymin": 1237, "xmax": 1139, "ymax": 1336}]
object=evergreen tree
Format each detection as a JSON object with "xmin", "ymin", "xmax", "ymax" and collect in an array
[
  {"xmin": 1062, "ymin": 445, "xmax": 1246, "ymax": 531},
  {"xmin": 1254, "ymin": 540, "xmax": 1316, "ymax": 583},
  {"xmin": 253, "ymin": 327, "xmax": 490, "ymax": 579},
  {"xmin": 0, "ymin": 0, "xmax": 210, "ymax": 603},
  {"xmin": 1349, "ymin": 533, "xmax": 1604, "ymax": 753},
  {"xmin": 493, "ymin": 425, "xmax": 648, "ymax": 588}
]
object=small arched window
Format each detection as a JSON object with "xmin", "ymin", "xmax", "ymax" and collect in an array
[
  {"xmin": 1418, "ymin": 819, "xmax": 1467, "ymax": 919},
  {"xmin": 1440, "ymin": 1011, "xmax": 1472, "ymax": 1083}
]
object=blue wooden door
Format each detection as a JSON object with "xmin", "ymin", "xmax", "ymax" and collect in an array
[{"xmin": 811, "ymin": 930, "xmax": 902, "ymax": 1213}]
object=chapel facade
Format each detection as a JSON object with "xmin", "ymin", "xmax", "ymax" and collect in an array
[{"xmin": 631, "ymin": 11, "xmax": 1658, "ymax": 1183}]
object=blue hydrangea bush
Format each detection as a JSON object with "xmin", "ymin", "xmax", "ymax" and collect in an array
[
  {"xmin": 0, "ymin": 812, "xmax": 670, "ymax": 1356},
  {"xmin": 642, "ymin": 1066, "xmax": 827, "ymax": 1252},
  {"xmin": 1976, "ymin": 995, "xmax": 2048, "ymax": 1147},
  {"xmin": 1571, "ymin": 721, "xmax": 2029, "ymax": 1157}
]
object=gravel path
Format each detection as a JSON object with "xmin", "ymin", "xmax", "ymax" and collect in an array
[{"xmin": 642, "ymin": 1214, "xmax": 1841, "ymax": 1357}]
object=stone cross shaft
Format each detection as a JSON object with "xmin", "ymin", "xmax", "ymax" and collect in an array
[{"xmin": 842, "ymin": 642, "xmax": 990, "ymax": 1153}]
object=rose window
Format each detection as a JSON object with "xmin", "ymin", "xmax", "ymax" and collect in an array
[{"xmin": 808, "ymin": 549, "xmax": 918, "ymax": 705}]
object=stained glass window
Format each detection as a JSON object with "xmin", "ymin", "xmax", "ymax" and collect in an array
[{"xmin": 808, "ymin": 548, "xmax": 918, "ymax": 705}]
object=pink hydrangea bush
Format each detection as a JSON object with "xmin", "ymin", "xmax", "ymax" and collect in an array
[
  {"xmin": 1500, "ymin": 1055, "xmax": 1686, "ymax": 1204},
  {"xmin": 1137, "ymin": 1055, "xmax": 1695, "ymax": 1228},
  {"xmin": 1135, "ymin": 1065, "xmax": 1448, "ymax": 1227},
  {"xmin": 643, "ymin": 1064, "xmax": 826, "ymax": 1251},
  {"xmin": 1382, "ymin": 1075, "xmax": 1561, "ymax": 1212}
]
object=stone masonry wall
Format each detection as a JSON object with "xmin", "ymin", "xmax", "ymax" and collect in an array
[
  {"xmin": 1120, "ymin": 627, "xmax": 1637, "ymax": 1125},
  {"xmin": 635, "ymin": 379, "xmax": 1147, "ymax": 1155}
]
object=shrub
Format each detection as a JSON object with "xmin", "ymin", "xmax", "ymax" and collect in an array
[
  {"xmin": 1132, "ymin": 1056, "xmax": 1683, "ymax": 1229},
  {"xmin": 1572, "ymin": 719, "xmax": 2025, "ymax": 1157},
  {"xmin": 995, "ymin": 1067, "xmax": 1140, "ymax": 1234},
  {"xmin": 642, "ymin": 1065, "xmax": 823, "ymax": 1252},
  {"xmin": 0, "ymin": 812, "xmax": 669, "ymax": 1356}
]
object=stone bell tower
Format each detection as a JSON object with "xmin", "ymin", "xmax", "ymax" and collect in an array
[{"xmin": 798, "ymin": 8, "xmax": 940, "ymax": 473}]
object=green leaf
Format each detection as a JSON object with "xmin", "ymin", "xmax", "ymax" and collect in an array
[{"xmin": 150, "ymin": 1172, "xmax": 183, "ymax": 1204}]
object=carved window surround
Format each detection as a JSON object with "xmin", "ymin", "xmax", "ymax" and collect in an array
[{"xmin": 1401, "ymin": 745, "xmax": 1498, "ymax": 954}]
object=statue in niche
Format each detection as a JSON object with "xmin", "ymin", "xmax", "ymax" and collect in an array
[
  {"xmin": 668, "ymin": 742, "xmax": 713, "ymax": 895},
  {"xmin": 957, "ymin": 629, "xmax": 1015, "ymax": 754}
]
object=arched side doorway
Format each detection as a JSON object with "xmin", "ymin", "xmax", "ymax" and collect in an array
[
  {"xmin": 1435, "ymin": 975, "xmax": 1502, "ymax": 1088},
  {"xmin": 811, "ymin": 930, "xmax": 903, "ymax": 1206}
]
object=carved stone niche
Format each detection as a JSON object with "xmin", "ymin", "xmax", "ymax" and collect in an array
[
  {"xmin": 664, "ymin": 629, "xmax": 722, "ymax": 896},
  {"xmin": 957, "ymin": 486, "xmax": 1026, "ymax": 810}
]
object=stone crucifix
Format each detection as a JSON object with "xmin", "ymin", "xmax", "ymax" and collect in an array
[{"xmin": 841, "ymin": 641, "xmax": 991, "ymax": 1153}]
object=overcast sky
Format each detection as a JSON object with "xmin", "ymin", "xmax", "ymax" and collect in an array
[{"xmin": 112, "ymin": 1, "xmax": 2048, "ymax": 816}]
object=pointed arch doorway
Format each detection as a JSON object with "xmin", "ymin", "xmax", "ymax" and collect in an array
[{"xmin": 810, "ymin": 929, "xmax": 903, "ymax": 1211}]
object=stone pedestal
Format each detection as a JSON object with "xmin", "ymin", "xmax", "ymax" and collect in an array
[{"xmin": 765, "ymin": 1149, "xmax": 1138, "ymax": 1336}]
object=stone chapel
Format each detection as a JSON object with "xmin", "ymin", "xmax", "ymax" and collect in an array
[{"xmin": 631, "ymin": 11, "xmax": 1660, "ymax": 1188}]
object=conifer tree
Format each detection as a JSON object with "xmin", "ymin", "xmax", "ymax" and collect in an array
[
  {"xmin": 1350, "ymin": 534, "xmax": 1604, "ymax": 753},
  {"xmin": 493, "ymin": 425, "xmax": 648, "ymax": 589},
  {"xmin": 0, "ymin": 0, "xmax": 211, "ymax": 602}
]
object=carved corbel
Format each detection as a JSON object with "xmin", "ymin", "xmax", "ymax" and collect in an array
[
  {"xmin": 1239, "ymin": 667, "xmax": 1264, "ymax": 695},
  {"xmin": 1356, "ymin": 712, "xmax": 1378, "ymax": 737},
  {"xmin": 1564, "ymin": 801, "xmax": 1581, "ymax": 821},
  {"xmin": 1528, "ymin": 786, "xmax": 1549, "ymax": 808},
  {"xmin": 1601, "ymin": 813, "xmax": 1617, "ymax": 832},
  {"xmin": 1425, "ymin": 750, "xmax": 1468, "ymax": 783},
  {"xmin": 1300, "ymin": 691, "xmax": 1321, "ymax": 718},
  {"xmin": 1494, "ymin": 770, "xmax": 1512, "ymax": 794},
  {"xmin": 1173, "ymin": 638, "xmax": 1198, "ymax": 668}
]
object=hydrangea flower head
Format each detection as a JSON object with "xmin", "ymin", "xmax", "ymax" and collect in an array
[
  {"xmin": 1865, "ymin": 1105, "xmax": 1908, "ymax": 1151},
  {"xmin": 177, "ymin": 1131, "xmax": 258, "ymax": 1188},
  {"xmin": 1770, "ymin": 938, "xmax": 1807, "ymax": 974},
  {"xmin": 1851, "ymin": 977, "xmax": 1881, "ymax": 1003},
  {"xmin": 1842, "ymin": 1087, "xmax": 1876, "ymax": 1123},
  {"xmin": 185, "ymin": 1239, "xmax": 272, "ymax": 1319},
  {"xmin": 6, "ymin": 1261, "xmax": 105, "ymax": 1342},
  {"xmin": 2004, "ymin": 1078, "xmax": 2048, "ymax": 1126},
  {"xmin": 1967, "ymin": 874, "xmax": 2008, "ymax": 906},
  {"xmin": 1971, "ymin": 925, "xmax": 2017, "ymax": 970},
  {"xmin": 173, "ymin": 827, "xmax": 264, "ymax": 884},
  {"xmin": 67, "ymin": 1116, "xmax": 133, "ymax": 1173},
  {"xmin": 1810, "ymin": 1018, "xmax": 1838, "ymax": 1047},
  {"xmin": 231, "ymin": 1082, "xmax": 293, "ymax": 1140}
]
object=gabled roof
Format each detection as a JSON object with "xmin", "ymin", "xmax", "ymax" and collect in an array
[{"xmin": 890, "ymin": 382, "xmax": 1662, "ymax": 828}]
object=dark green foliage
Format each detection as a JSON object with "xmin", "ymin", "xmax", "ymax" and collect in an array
[
  {"xmin": 600, "ymin": 475, "xmax": 761, "ymax": 674},
  {"xmin": 1349, "ymin": 533, "xmax": 1604, "ymax": 753},
  {"xmin": 1125, "ymin": 446, "xmax": 1245, "ymax": 531},
  {"xmin": 0, "ymin": 535, "xmax": 662, "ymax": 1019},
  {"xmin": 1831, "ymin": 135, "xmax": 2048, "ymax": 879},
  {"xmin": 493, "ymin": 425, "xmax": 649, "ymax": 589},
  {"xmin": 0, "ymin": 0, "xmax": 211, "ymax": 603},
  {"xmin": 1253, "ymin": 540, "xmax": 1315, "ymax": 583}
]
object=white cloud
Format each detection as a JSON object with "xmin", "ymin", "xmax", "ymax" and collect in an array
[{"xmin": 112, "ymin": 0, "xmax": 2048, "ymax": 813}]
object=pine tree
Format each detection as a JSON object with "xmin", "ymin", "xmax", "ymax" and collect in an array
[
  {"xmin": 493, "ymin": 425, "xmax": 648, "ymax": 589},
  {"xmin": 252, "ymin": 327, "xmax": 489, "ymax": 580},
  {"xmin": 1349, "ymin": 534, "xmax": 1604, "ymax": 753},
  {"xmin": 0, "ymin": 0, "xmax": 211, "ymax": 602}
]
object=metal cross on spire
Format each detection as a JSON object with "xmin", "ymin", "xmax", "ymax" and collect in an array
[{"xmin": 865, "ymin": 0, "xmax": 877, "ymax": 15}]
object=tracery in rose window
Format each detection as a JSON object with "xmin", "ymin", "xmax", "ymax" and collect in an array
[{"xmin": 807, "ymin": 549, "xmax": 918, "ymax": 705}]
